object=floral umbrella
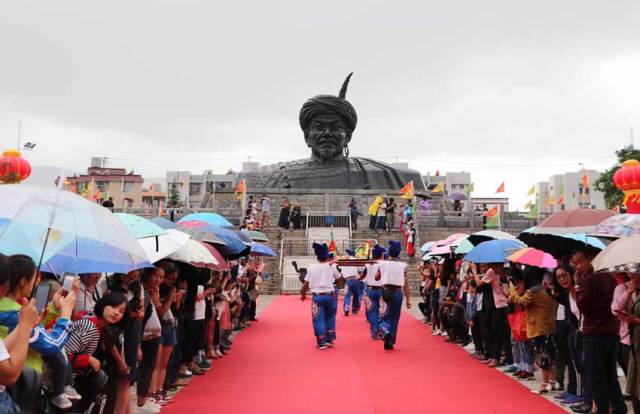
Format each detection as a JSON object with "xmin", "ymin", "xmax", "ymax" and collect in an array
[{"xmin": 590, "ymin": 214, "xmax": 640, "ymax": 239}]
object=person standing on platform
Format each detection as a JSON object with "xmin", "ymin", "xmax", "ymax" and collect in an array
[
  {"xmin": 376, "ymin": 241, "xmax": 412, "ymax": 350},
  {"xmin": 364, "ymin": 245, "xmax": 386, "ymax": 339},
  {"xmin": 300, "ymin": 243, "xmax": 343, "ymax": 349},
  {"xmin": 342, "ymin": 250, "xmax": 362, "ymax": 317}
]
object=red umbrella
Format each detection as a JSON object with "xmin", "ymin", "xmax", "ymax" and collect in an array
[
  {"xmin": 199, "ymin": 242, "xmax": 230, "ymax": 271},
  {"xmin": 535, "ymin": 209, "xmax": 615, "ymax": 234}
]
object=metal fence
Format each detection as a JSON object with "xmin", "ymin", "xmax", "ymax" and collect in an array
[{"xmin": 304, "ymin": 211, "xmax": 351, "ymax": 238}]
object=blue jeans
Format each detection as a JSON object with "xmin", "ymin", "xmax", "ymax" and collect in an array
[
  {"xmin": 365, "ymin": 287, "xmax": 382, "ymax": 338},
  {"xmin": 312, "ymin": 294, "xmax": 336, "ymax": 346},
  {"xmin": 516, "ymin": 340, "xmax": 534, "ymax": 373},
  {"xmin": 344, "ymin": 279, "xmax": 362, "ymax": 314},
  {"xmin": 380, "ymin": 288, "xmax": 403, "ymax": 345},
  {"xmin": 376, "ymin": 216, "xmax": 386, "ymax": 230}
]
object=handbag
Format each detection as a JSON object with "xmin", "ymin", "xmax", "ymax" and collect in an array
[
  {"xmin": 508, "ymin": 309, "xmax": 529, "ymax": 342},
  {"xmin": 142, "ymin": 306, "xmax": 161, "ymax": 340}
]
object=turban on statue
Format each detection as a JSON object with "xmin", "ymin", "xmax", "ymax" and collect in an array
[
  {"xmin": 387, "ymin": 241, "xmax": 402, "ymax": 258},
  {"xmin": 312, "ymin": 242, "xmax": 330, "ymax": 261},
  {"xmin": 299, "ymin": 73, "xmax": 358, "ymax": 134},
  {"xmin": 372, "ymin": 244, "xmax": 386, "ymax": 259}
]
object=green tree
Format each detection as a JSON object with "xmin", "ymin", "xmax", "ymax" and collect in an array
[
  {"xmin": 595, "ymin": 145, "xmax": 640, "ymax": 208},
  {"xmin": 168, "ymin": 182, "xmax": 181, "ymax": 208}
]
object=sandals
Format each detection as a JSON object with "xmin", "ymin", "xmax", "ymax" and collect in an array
[{"xmin": 531, "ymin": 383, "xmax": 552, "ymax": 394}]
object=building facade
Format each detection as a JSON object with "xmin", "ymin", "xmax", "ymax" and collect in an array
[
  {"xmin": 166, "ymin": 170, "xmax": 235, "ymax": 208},
  {"xmin": 66, "ymin": 163, "xmax": 144, "ymax": 208}
]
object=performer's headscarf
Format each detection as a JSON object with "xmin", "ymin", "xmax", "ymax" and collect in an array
[
  {"xmin": 345, "ymin": 249, "xmax": 355, "ymax": 258},
  {"xmin": 388, "ymin": 241, "xmax": 402, "ymax": 258},
  {"xmin": 312, "ymin": 243, "xmax": 330, "ymax": 261},
  {"xmin": 372, "ymin": 245, "xmax": 385, "ymax": 259},
  {"xmin": 299, "ymin": 73, "xmax": 358, "ymax": 136}
]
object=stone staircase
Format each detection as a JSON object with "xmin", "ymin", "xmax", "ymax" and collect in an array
[{"xmin": 256, "ymin": 226, "xmax": 306, "ymax": 295}]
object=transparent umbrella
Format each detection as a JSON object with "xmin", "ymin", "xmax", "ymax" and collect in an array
[{"xmin": 0, "ymin": 184, "xmax": 150, "ymax": 272}]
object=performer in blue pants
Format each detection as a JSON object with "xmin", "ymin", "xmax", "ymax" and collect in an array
[
  {"xmin": 342, "ymin": 250, "xmax": 362, "ymax": 316},
  {"xmin": 363, "ymin": 244, "xmax": 386, "ymax": 339},
  {"xmin": 376, "ymin": 241, "xmax": 412, "ymax": 351},
  {"xmin": 301, "ymin": 243, "xmax": 344, "ymax": 349}
]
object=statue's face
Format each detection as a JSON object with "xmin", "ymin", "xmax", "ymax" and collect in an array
[{"xmin": 305, "ymin": 113, "xmax": 349, "ymax": 160}]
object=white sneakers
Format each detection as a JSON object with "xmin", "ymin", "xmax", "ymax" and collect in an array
[
  {"xmin": 432, "ymin": 329, "xmax": 441, "ymax": 336},
  {"xmin": 51, "ymin": 386, "xmax": 82, "ymax": 409}
]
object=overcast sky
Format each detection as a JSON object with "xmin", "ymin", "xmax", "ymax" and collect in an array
[{"xmin": 1, "ymin": 0, "xmax": 639, "ymax": 208}]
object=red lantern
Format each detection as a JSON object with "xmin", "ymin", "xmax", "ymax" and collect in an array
[
  {"xmin": 613, "ymin": 159, "xmax": 640, "ymax": 214},
  {"xmin": 0, "ymin": 149, "xmax": 32, "ymax": 184}
]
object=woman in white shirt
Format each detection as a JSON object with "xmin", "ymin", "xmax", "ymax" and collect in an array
[
  {"xmin": 300, "ymin": 243, "xmax": 343, "ymax": 350},
  {"xmin": 376, "ymin": 241, "xmax": 412, "ymax": 351},
  {"xmin": 363, "ymin": 245, "xmax": 386, "ymax": 339}
]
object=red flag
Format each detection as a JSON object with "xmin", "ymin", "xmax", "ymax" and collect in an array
[
  {"xmin": 556, "ymin": 195, "xmax": 565, "ymax": 205},
  {"xmin": 399, "ymin": 181, "xmax": 414, "ymax": 199},
  {"xmin": 158, "ymin": 201, "xmax": 165, "ymax": 216},
  {"xmin": 486, "ymin": 206, "xmax": 499, "ymax": 217},
  {"xmin": 328, "ymin": 232, "xmax": 336, "ymax": 255},
  {"xmin": 581, "ymin": 175, "xmax": 590, "ymax": 193},
  {"xmin": 495, "ymin": 182, "xmax": 505, "ymax": 193},
  {"xmin": 234, "ymin": 179, "xmax": 247, "ymax": 200}
]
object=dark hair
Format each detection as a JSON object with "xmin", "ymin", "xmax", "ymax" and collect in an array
[
  {"xmin": 507, "ymin": 266, "xmax": 524, "ymax": 283},
  {"xmin": 523, "ymin": 266, "xmax": 544, "ymax": 290},
  {"xmin": 0, "ymin": 253, "xmax": 12, "ymax": 285},
  {"xmin": 8, "ymin": 254, "xmax": 36, "ymax": 294},
  {"xmin": 141, "ymin": 268, "xmax": 158, "ymax": 284},
  {"xmin": 94, "ymin": 291, "xmax": 130, "ymax": 328},
  {"xmin": 157, "ymin": 260, "xmax": 176, "ymax": 275}
]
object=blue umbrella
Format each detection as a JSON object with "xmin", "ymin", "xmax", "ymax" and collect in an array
[
  {"xmin": 464, "ymin": 239, "xmax": 526, "ymax": 264},
  {"xmin": 420, "ymin": 241, "xmax": 436, "ymax": 253},
  {"xmin": 178, "ymin": 222, "xmax": 247, "ymax": 257},
  {"xmin": 44, "ymin": 237, "xmax": 154, "ymax": 276},
  {"xmin": 250, "ymin": 242, "xmax": 277, "ymax": 257},
  {"xmin": 0, "ymin": 185, "xmax": 149, "ymax": 269},
  {"xmin": 563, "ymin": 233, "xmax": 607, "ymax": 250},
  {"xmin": 150, "ymin": 217, "xmax": 179, "ymax": 230},
  {"xmin": 178, "ymin": 213, "xmax": 233, "ymax": 228}
]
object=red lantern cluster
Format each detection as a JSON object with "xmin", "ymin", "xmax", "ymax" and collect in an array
[
  {"xmin": 613, "ymin": 159, "xmax": 640, "ymax": 214},
  {"xmin": 0, "ymin": 149, "xmax": 32, "ymax": 184}
]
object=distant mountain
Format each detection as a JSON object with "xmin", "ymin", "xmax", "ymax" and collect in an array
[{"xmin": 23, "ymin": 165, "xmax": 78, "ymax": 187}]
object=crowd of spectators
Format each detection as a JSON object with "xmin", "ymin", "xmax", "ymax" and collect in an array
[
  {"xmin": 418, "ymin": 251, "xmax": 632, "ymax": 414},
  {"xmin": 0, "ymin": 252, "xmax": 265, "ymax": 414}
]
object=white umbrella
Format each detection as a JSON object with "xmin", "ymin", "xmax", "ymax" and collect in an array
[
  {"xmin": 168, "ymin": 239, "xmax": 220, "ymax": 268},
  {"xmin": 592, "ymin": 235, "xmax": 640, "ymax": 272},
  {"xmin": 138, "ymin": 229, "xmax": 190, "ymax": 263}
]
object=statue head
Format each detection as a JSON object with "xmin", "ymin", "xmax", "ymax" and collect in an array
[{"xmin": 299, "ymin": 73, "xmax": 358, "ymax": 161}]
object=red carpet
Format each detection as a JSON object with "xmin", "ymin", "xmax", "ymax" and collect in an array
[{"xmin": 163, "ymin": 296, "xmax": 566, "ymax": 414}]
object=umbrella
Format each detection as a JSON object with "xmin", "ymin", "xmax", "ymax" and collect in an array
[
  {"xmin": 241, "ymin": 230, "xmax": 269, "ymax": 242},
  {"xmin": 138, "ymin": 229, "xmax": 190, "ymax": 263},
  {"xmin": 178, "ymin": 221, "xmax": 248, "ymax": 257},
  {"xmin": 533, "ymin": 209, "xmax": 615, "ymax": 234},
  {"xmin": 178, "ymin": 212, "xmax": 233, "ymax": 228},
  {"xmin": 507, "ymin": 247, "xmax": 558, "ymax": 269},
  {"xmin": 150, "ymin": 217, "xmax": 179, "ymax": 230},
  {"xmin": 0, "ymin": 184, "xmax": 149, "ymax": 269},
  {"xmin": 444, "ymin": 233, "xmax": 468, "ymax": 245},
  {"xmin": 420, "ymin": 241, "xmax": 436, "ymax": 253},
  {"xmin": 449, "ymin": 193, "xmax": 467, "ymax": 201},
  {"xmin": 177, "ymin": 227, "xmax": 227, "ymax": 246},
  {"xmin": 43, "ymin": 236, "xmax": 154, "ymax": 276},
  {"xmin": 233, "ymin": 231, "xmax": 253, "ymax": 245},
  {"xmin": 115, "ymin": 213, "xmax": 167, "ymax": 239},
  {"xmin": 250, "ymin": 242, "xmax": 277, "ymax": 257},
  {"xmin": 464, "ymin": 239, "xmax": 526, "ymax": 264},
  {"xmin": 200, "ymin": 243, "xmax": 229, "ymax": 270},
  {"xmin": 426, "ymin": 244, "xmax": 456, "ymax": 256},
  {"xmin": 168, "ymin": 240, "xmax": 221, "ymax": 269},
  {"xmin": 517, "ymin": 230, "xmax": 605, "ymax": 259},
  {"xmin": 590, "ymin": 214, "xmax": 640, "ymax": 239},
  {"xmin": 467, "ymin": 230, "xmax": 517, "ymax": 246},
  {"xmin": 592, "ymin": 235, "xmax": 640, "ymax": 272},
  {"xmin": 455, "ymin": 239, "xmax": 475, "ymax": 255}
]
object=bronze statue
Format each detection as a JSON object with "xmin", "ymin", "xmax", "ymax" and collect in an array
[{"xmin": 240, "ymin": 74, "xmax": 426, "ymax": 190}]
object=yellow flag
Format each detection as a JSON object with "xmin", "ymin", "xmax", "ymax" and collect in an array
[
  {"xmin": 524, "ymin": 200, "xmax": 533, "ymax": 210},
  {"xmin": 432, "ymin": 182, "xmax": 444, "ymax": 193},
  {"xmin": 527, "ymin": 186, "xmax": 535, "ymax": 196}
]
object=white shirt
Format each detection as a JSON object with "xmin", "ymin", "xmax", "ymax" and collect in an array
[
  {"xmin": 364, "ymin": 262, "xmax": 382, "ymax": 287},
  {"xmin": 341, "ymin": 266, "xmax": 360, "ymax": 279},
  {"xmin": 194, "ymin": 285, "xmax": 206, "ymax": 321},
  {"xmin": 304, "ymin": 263, "xmax": 342, "ymax": 293},
  {"xmin": 377, "ymin": 203, "xmax": 387, "ymax": 217},
  {"xmin": 0, "ymin": 339, "xmax": 9, "ymax": 392},
  {"xmin": 378, "ymin": 260, "xmax": 407, "ymax": 286}
]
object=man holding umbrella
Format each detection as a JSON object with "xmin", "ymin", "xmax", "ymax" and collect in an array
[{"xmin": 300, "ymin": 243, "xmax": 344, "ymax": 349}]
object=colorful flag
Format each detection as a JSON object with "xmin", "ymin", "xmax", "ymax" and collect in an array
[
  {"xmin": 545, "ymin": 195, "xmax": 556, "ymax": 207},
  {"xmin": 400, "ymin": 181, "xmax": 414, "ymax": 199},
  {"xmin": 524, "ymin": 200, "xmax": 533, "ymax": 210},
  {"xmin": 465, "ymin": 183, "xmax": 474, "ymax": 194},
  {"xmin": 527, "ymin": 186, "xmax": 535, "ymax": 196},
  {"xmin": 234, "ymin": 179, "xmax": 247, "ymax": 200},
  {"xmin": 581, "ymin": 175, "xmax": 590, "ymax": 194},
  {"xmin": 432, "ymin": 182, "xmax": 444, "ymax": 193},
  {"xmin": 495, "ymin": 182, "xmax": 505, "ymax": 193},
  {"xmin": 528, "ymin": 203, "xmax": 539, "ymax": 219},
  {"xmin": 486, "ymin": 206, "xmax": 499, "ymax": 217},
  {"xmin": 158, "ymin": 201, "xmax": 165, "ymax": 216},
  {"xmin": 328, "ymin": 232, "xmax": 337, "ymax": 255},
  {"xmin": 556, "ymin": 195, "xmax": 565, "ymax": 205}
]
